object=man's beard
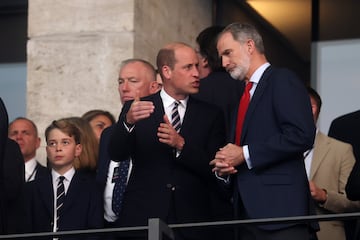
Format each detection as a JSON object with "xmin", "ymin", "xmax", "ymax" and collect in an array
[{"xmin": 229, "ymin": 65, "xmax": 247, "ymax": 80}]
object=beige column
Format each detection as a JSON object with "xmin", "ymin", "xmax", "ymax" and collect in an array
[{"xmin": 27, "ymin": 0, "xmax": 212, "ymax": 164}]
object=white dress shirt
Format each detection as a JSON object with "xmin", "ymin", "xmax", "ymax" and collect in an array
[{"xmin": 25, "ymin": 158, "xmax": 38, "ymax": 182}]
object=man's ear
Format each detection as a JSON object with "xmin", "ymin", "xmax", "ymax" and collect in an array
[{"xmin": 162, "ymin": 65, "xmax": 171, "ymax": 79}]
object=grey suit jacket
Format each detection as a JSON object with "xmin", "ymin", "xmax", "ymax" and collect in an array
[{"xmin": 310, "ymin": 132, "xmax": 360, "ymax": 240}]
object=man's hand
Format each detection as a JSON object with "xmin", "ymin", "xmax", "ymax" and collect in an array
[
  {"xmin": 157, "ymin": 115, "xmax": 184, "ymax": 150},
  {"xmin": 309, "ymin": 181, "xmax": 327, "ymax": 204},
  {"xmin": 125, "ymin": 91, "xmax": 155, "ymax": 124},
  {"xmin": 209, "ymin": 143, "xmax": 245, "ymax": 176}
]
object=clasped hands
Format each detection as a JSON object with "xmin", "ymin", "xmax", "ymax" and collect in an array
[
  {"xmin": 209, "ymin": 143, "xmax": 245, "ymax": 176},
  {"xmin": 125, "ymin": 93, "xmax": 184, "ymax": 151}
]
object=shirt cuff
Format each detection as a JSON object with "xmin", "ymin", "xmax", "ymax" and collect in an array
[{"xmin": 243, "ymin": 145, "xmax": 252, "ymax": 169}]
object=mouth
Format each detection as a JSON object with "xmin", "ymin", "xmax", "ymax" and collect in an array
[
  {"xmin": 192, "ymin": 81, "xmax": 200, "ymax": 88},
  {"xmin": 122, "ymin": 96, "xmax": 134, "ymax": 102},
  {"xmin": 54, "ymin": 156, "xmax": 63, "ymax": 160}
]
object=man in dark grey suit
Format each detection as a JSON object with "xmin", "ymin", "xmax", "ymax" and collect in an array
[{"xmin": 108, "ymin": 42, "xmax": 226, "ymax": 240}]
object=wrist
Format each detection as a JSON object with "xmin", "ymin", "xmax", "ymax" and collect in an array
[{"xmin": 176, "ymin": 138, "xmax": 185, "ymax": 151}]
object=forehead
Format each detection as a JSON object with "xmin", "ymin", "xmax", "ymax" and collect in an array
[
  {"xmin": 47, "ymin": 128, "xmax": 72, "ymax": 139},
  {"xmin": 10, "ymin": 119, "xmax": 35, "ymax": 130},
  {"xmin": 217, "ymin": 32, "xmax": 237, "ymax": 49},
  {"xmin": 120, "ymin": 62, "xmax": 147, "ymax": 77},
  {"xmin": 174, "ymin": 46, "xmax": 198, "ymax": 65},
  {"xmin": 90, "ymin": 115, "xmax": 112, "ymax": 124}
]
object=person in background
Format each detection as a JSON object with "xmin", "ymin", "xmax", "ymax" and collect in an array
[
  {"xmin": 193, "ymin": 25, "xmax": 242, "ymax": 139},
  {"xmin": 0, "ymin": 98, "xmax": 25, "ymax": 234},
  {"xmin": 210, "ymin": 22, "xmax": 318, "ymax": 239},
  {"xmin": 96, "ymin": 58, "xmax": 159, "ymax": 231},
  {"xmin": 24, "ymin": 119, "xmax": 103, "ymax": 237},
  {"xmin": 8, "ymin": 117, "xmax": 48, "ymax": 182},
  {"xmin": 306, "ymin": 87, "xmax": 360, "ymax": 240},
  {"xmin": 82, "ymin": 110, "xmax": 116, "ymax": 143}
]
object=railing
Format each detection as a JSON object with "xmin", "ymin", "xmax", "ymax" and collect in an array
[{"xmin": 1, "ymin": 212, "xmax": 360, "ymax": 239}]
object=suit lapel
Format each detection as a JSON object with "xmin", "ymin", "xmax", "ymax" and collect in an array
[
  {"xmin": 241, "ymin": 66, "xmax": 272, "ymax": 143},
  {"xmin": 310, "ymin": 132, "xmax": 330, "ymax": 179},
  {"xmin": 152, "ymin": 92, "xmax": 166, "ymax": 125},
  {"xmin": 62, "ymin": 171, "xmax": 81, "ymax": 213},
  {"xmin": 37, "ymin": 173, "xmax": 54, "ymax": 217}
]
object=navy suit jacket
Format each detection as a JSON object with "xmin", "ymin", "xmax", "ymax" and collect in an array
[
  {"xmin": 108, "ymin": 92, "xmax": 226, "ymax": 239},
  {"xmin": 96, "ymin": 126, "xmax": 113, "ymax": 193},
  {"xmin": 24, "ymin": 170, "xmax": 103, "ymax": 237},
  {"xmin": 231, "ymin": 66, "xmax": 316, "ymax": 230}
]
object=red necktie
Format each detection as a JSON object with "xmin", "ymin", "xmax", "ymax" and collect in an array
[{"xmin": 235, "ymin": 82, "xmax": 253, "ymax": 145}]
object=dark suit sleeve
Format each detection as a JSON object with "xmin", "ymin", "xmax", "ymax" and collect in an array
[
  {"xmin": 178, "ymin": 105, "xmax": 226, "ymax": 179},
  {"xmin": 108, "ymin": 101, "xmax": 135, "ymax": 162},
  {"xmin": 3, "ymin": 139, "xmax": 25, "ymax": 233}
]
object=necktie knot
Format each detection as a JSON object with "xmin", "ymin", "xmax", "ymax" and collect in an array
[
  {"xmin": 59, "ymin": 176, "xmax": 65, "ymax": 183},
  {"xmin": 245, "ymin": 81, "xmax": 253, "ymax": 92}
]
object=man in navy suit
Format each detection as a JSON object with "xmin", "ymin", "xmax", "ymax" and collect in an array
[
  {"xmin": 108, "ymin": 42, "xmax": 226, "ymax": 240},
  {"xmin": 210, "ymin": 23, "xmax": 318, "ymax": 239},
  {"xmin": 96, "ymin": 59, "xmax": 159, "ymax": 230}
]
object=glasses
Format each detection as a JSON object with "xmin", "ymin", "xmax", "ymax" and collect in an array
[{"xmin": 46, "ymin": 139, "xmax": 75, "ymax": 148}]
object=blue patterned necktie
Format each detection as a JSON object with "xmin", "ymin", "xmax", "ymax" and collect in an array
[
  {"xmin": 112, "ymin": 159, "xmax": 130, "ymax": 216},
  {"xmin": 171, "ymin": 101, "xmax": 181, "ymax": 132},
  {"xmin": 56, "ymin": 176, "xmax": 65, "ymax": 231}
]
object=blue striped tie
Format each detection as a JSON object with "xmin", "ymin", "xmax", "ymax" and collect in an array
[{"xmin": 171, "ymin": 101, "xmax": 181, "ymax": 132}]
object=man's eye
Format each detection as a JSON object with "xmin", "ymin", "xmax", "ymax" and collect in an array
[{"xmin": 62, "ymin": 140, "xmax": 70, "ymax": 146}]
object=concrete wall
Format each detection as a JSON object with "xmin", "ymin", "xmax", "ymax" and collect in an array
[{"xmin": 27, "ymin": 0, "xmax": 212, "ymax": 164}]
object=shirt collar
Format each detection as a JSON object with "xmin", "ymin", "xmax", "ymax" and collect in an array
[
  {"xmin": 25, "ymin": 157, "xmax": 37, "ymax": 172},
  {"xmin": 160, "ymin": 89, "xmax": 188, "ymax": 109},
  {"xmin": 249, "ymin": 62, "xmax": 271, "ymax": 84},
  {"xmin": 52, "ymin": 167, "xmax": 75, "ymax": 182}
]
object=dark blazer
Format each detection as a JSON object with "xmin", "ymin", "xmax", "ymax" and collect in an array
[
  {"xmin": 3, "ymin": 139, "xmax": 25, "ymax": 234},
  {"xmin": 1, "ymin": 97, "xmax": 25, "ymax": 234},
  {"xmin": 108, "ymin": 92, "xmax": 226, "ymax": 239},
  {"xmin": 33, "ymin": 162, "xmax": 49, "ymax": 181},
  {"xmin": 328, "ymin": 111, "xmax": 360, "ymax": 240},
  {"xmin": 193, "ymin": 71, "xmax": 243, "ymax": 139},
  {"xmin": 24, "ymin": 170, "xmax": 103, "ymax": 238},
  {"xmin": 96, "ymin": 126, "xmax": 113, "ymax": 193},
  {"xmin": 328, "ymin": 110, "xmax": 360, "ymax": 162},
  {"xmin": 231, "ymin": 66, "xmax": 316, "ymax": 230}
]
